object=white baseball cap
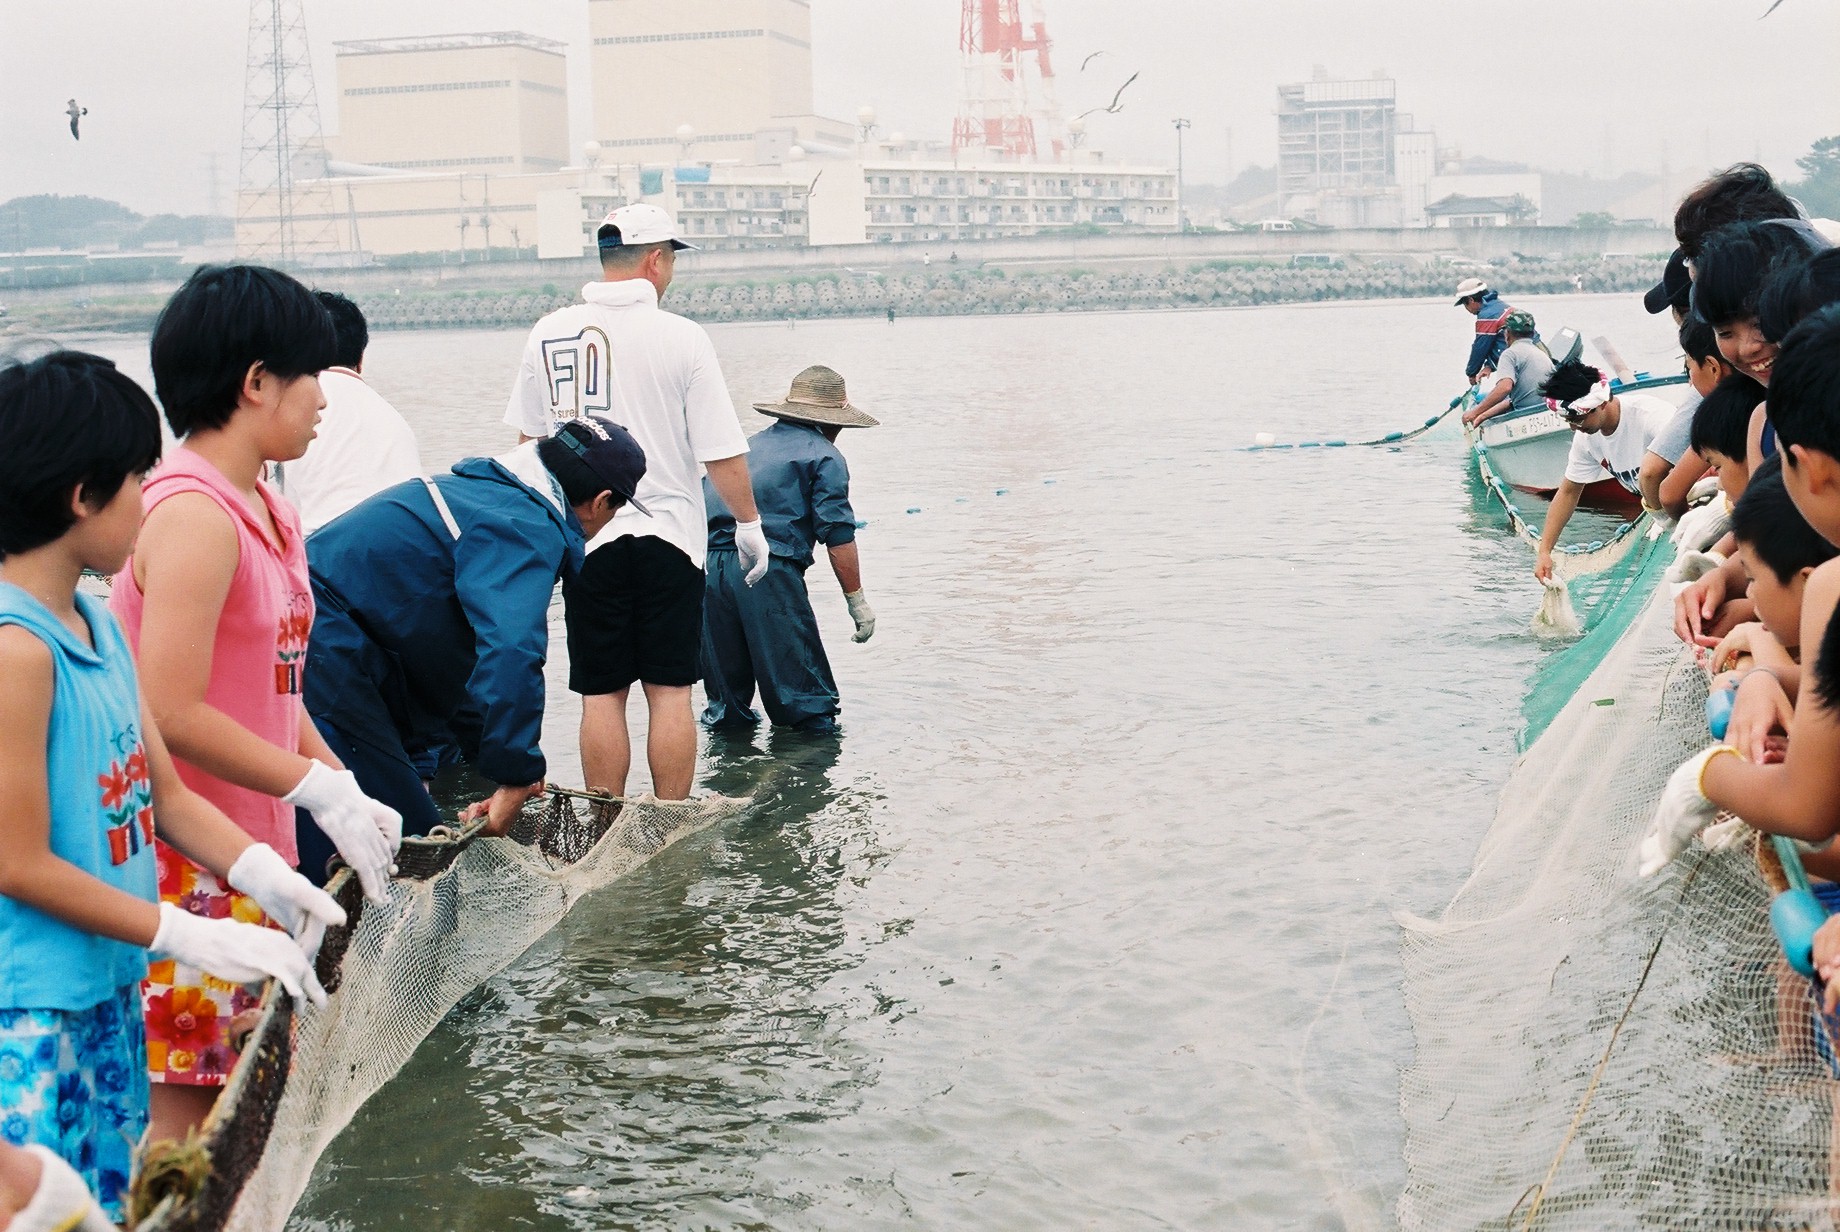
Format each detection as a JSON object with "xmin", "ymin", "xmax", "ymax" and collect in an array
[{"xmin": 597, "ymin": 202, "xmax": 697, "ymax": 251}]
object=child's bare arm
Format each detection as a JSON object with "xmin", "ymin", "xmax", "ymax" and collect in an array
[
  {"xmin": 0, "ymin": 628, "xmax": 160, "ymax": 947},
  {"xmin": 133, "ymin": 491, "xmax": 313, "ymax": 796},
  {"xmin": 139, "ymin": 697, "xmax": 257, "ymax": 880},
  {"xmin": 1705, "ymin": 562, "xmax": 1840, "ymax": 839}
]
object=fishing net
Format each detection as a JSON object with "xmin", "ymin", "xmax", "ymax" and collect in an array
[
  {"xmin": 1399, "ymin": 581, "xmax": 1840, "ymax": 1230},
  {"xmin": 131, "ymin": 790, "xmax": 746, "ymax": 1232}
]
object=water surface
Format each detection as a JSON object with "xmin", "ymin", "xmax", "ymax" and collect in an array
[{"xmin": 78, "ymin": 293, "xmax": 1679, "ymax": 1229}]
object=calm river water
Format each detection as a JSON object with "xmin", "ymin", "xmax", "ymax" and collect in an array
[{"xmin": 76, "ymin": 292, "xmax": 1678, "ymax": 1230}]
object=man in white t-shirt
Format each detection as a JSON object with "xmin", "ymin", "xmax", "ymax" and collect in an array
[
  {"xmin": 504, "ymin": 202, "xmax": 767, "ymax": 801},
  {"xmin": 1533, "ymin": 359, "xmax": 1680, "ymax": 581},
  {"xmin": 275, "ymin": 291, "xmax": 423, "ymax": 534}
]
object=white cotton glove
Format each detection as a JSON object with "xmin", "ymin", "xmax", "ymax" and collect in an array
[
  {"xmin": 733, "ymin": 519, "xmax": 770, "ymax": 587},
  {"xmin": 1638, "ymin": 746, "xmax": 1738, "ymax": 877},
  {"xmin": 1672, "ymin": 500, "xmax": 1730, "ymax": 552},
  {"xmin": 844, "ymin": 589, "xmax": 876, "ymax": 643},
  {"xmin": 1666, "ymin": 549, "xmax": 1726, "ymax": 585},
  {"xmin": 6, "ymin": 1145, "xmax": 114, "ymax": 1232},
  {"xmin": 150, "ymin": 901, "xmax": 327, "ymax": 1009},
  {"xmin": 1699, "ymin": 816, "xmax": 1752, "ymax": 853},
  {"xmin": 226, "ymin": 842, "xmax": 347, "ymax": 959},
  {"xmin": 284, "ymin": 761, "xmax": 401, "ymax": 905}
]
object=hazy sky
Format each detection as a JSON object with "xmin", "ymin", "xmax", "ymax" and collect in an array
[{"xmin": 3, "ymin": 0, "xmax": 1836, "ymax": 216}]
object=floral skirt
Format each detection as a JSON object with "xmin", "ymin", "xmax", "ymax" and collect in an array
[
  {"xmin": 143, "ymin": 842, "xmax": 271, "ymax": 1087},
  {"xmin": 0, "ymin": 984, "xmax": 148, "ymax": 1222}
]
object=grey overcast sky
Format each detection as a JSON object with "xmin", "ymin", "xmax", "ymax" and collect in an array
[{"xmin": 2, "ymin": 0, "xmax": 1836, "ymax": 216}]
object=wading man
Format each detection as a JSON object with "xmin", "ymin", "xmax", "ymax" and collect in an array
[
  {"xmin": 504, "ymin": 203, "xmax": 767, "ymax": 800},
  {"xmin": 701, "ymin": 367, "xmax": 878, "ymax": 734}
]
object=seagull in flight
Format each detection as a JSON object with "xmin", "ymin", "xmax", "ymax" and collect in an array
[
  {"xmin": 1079, "ymin": 50, "xmax": 1106, "ymax": 71},
  {"xmin": 1073, "ymin": 72, "xmax": 1138, "ymax": 121},
  {"xmin": 66, "ymin": 99, "xmax": 87, "ymax": 140}
]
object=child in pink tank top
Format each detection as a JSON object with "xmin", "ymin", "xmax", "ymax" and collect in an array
[{"xmin": 114, "ymin": 265, "xmax": 401, "ymax": 1147}]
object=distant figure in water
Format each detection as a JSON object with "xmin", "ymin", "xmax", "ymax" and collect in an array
[
  {"xmin": 700, "ymin": 366, "xmax": 878, "ymax": 734},
  {"xmin": 66, "ymin": 99, "xmax": 87, "ymax": 141},
  {"xmin": 886, "ymin": 306, "xmax": 895, "ymax": 323}
]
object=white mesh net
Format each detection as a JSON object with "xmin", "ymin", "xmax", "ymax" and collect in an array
[
  {"xmin": 1399, "ymin": 585, "xmax": 1837, "ymax": 1230},
  {"xmin": 129, "ymin": 792, "xmax": 745, "ymax": 1232}
]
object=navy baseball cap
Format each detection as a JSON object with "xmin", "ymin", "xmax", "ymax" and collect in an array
[
  {"xmin": 1644, "ymin": 249, "xmax": 1692, "ymax": 315},
  {"xmin": 551, "ymin": 416, "xmax": 651, "ymax": 515}
]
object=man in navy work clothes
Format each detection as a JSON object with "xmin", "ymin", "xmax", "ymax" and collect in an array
[
  {"xmin": 296, "ymin": 418, "xmax": 646, "ymax": 877},
  {"xmin": 700, "ymin": 367, "xmax": 878, "ymax": 733}
]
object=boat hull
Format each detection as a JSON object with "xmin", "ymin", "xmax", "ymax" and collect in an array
[{"xmin": 1472, "ymin": 409, "xmax": 1637, "ymax": 504}]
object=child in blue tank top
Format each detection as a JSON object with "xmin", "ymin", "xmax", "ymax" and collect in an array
[{"xmin": 0, "ymin": 352, "xmax": 346, "ymax": 1222}]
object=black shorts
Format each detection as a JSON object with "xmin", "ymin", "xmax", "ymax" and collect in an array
[{"xmin": 563, "ymin": 535, "xmax": 705, "ymax": 694}]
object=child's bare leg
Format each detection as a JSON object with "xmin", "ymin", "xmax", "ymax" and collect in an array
[{"xmin": 148, "ymin": 1083, "xmax": 218, "ymax": 1146}]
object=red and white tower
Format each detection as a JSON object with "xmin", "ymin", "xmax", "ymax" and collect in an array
[{"xmin": 952, "ymin": 0, "xmax": 1065, "ymax": 161}]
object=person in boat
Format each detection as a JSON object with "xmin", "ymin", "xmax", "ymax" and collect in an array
[
  {"xmin": 1531, "ymin": 359, "xmax": 1679, "ymax": 582},
  {"xmin": 270, "ymin": 292, "xmax": 423, "ymax": 536},
  {"xmin": 1461, "ymin": 310, "xmax": 1549, "ymax": 428},
  {"xmin": 503, "ymin": 202, "xmax": 765, "ymax": 804},
  {"xmin": 0, "ymin": 352, "xmax": 336, "ymax": 1222},
  {"xmin": 699, "ymin": 367, "xmax": 877, "ymax": 734},
  {"xmin": 299, "ymin": 417, "xmax": 644, "ymax": 850},
  {"xmin": 1454, "ymin": 278, "xmax": 1512, "ymax": 386}
]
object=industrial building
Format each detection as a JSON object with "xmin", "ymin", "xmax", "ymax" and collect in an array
[
  {"xmin": 1272, "ymin": 70, "xmax": 1540, "ymax": 228},
  {"xmin": 586, "ymin": 0, "xmax": 848, "ymax": 166},
  {"xmin": 236, "ymin": 1, "xmax": 1181, "ymax": 261},
  {"xmin": 330, "ymin": 33, "xmax": 570, "ymax": 175}
]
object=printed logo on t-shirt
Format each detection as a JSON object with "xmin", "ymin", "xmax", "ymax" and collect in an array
[
  {"xmin": 99, "ymin": 728, "xmax": 154, "ymax": 866},
  {"xmin": 540, "ymin": 326, "xmax": 614, "ymax": 420},
  {"xmin": 274, "ymin": 591, "xmax": 311, "ymax": 695}
]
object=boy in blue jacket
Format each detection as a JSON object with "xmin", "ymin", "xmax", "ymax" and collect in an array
[{"xmin": 298, "ymin": 417, "xmax": 646, "ymax": 867}]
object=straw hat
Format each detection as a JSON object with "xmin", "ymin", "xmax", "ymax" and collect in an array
[{"xmin": 753, "ymin": 365, "xmax": 879, "ymax": 429}]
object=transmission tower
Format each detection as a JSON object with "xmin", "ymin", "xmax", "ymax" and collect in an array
[
  {"xmin": 238, "ymin": 0, "xmax": 342, "ymax": 263},
  {"xmin": 952, "ymin": 0, "xmax": 1065, "ymax": 161}
]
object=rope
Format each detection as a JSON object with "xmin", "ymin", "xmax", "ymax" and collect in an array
[
  {"xmin": 1513, "ymin": 853, "xmax": 1708, "ymax": 1230},
  {"xmin": 1242, "ymin": 394, "xmax": 1466, "ymax": 452}
]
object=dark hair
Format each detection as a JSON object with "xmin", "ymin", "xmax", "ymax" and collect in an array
[
  {"xmin": 1770, "ymin": 305, "xmax": 1840, "ymax": 465},
  {"xmin": 149, "ymin": 264, "xmax": 337, "ymax": 437},
  {"xmin": 1758, "ymin": 249, "xmax": 1840, "ymax": 345},
  {"xmin": 1690, "ymin": 220, "xmax": 1823, "ymax": 329},
  {"xmin": 599, "ymin": 239, "xmax": 672, "ymax": 271},
  {"xmin": 0, "ymin": 351, "xmax": 163, "ymax": 557},
  {"xmin": 1678, "ymin": 312, "xmax": 1723, "ymax": 367},
  {"xmin": 1731, "ymin": 454, "xmax": 1838, "ymax": 582},
  {"xmin": 1689, "ymin": 375, "xmax": 1766, "ymax": 461},
  {"xmin": 1537, "ymin": 358, "xmax": 1605, "ymax": 406},
  {"xmin": 313, "ymin": 290, "xmax": 368, "ymax": 370},
  {"xmin": 535, "ymin": 421, "xmax": 619, "ymax": 507},
  {"xmin": 1674, "ymin": 163, "xmax": 1799, "ymax": 259}
]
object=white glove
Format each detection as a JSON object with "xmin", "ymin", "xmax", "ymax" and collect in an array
[
  {"xmin": 1672, "ymin": 500, "xmax": 1730, "ymax": 552},
  {"xmin": 1638, "ymin": 746, "xmax": 1739, "ymax": 876},
  {"xmin": 226, "ymin": 842, "xmax": 346, "ymax": 958},
  {"xmin": 733, "ymin": 519, "xmax": 770, "ymax": 587},
  {"xmin": 1666, "ymin": 548, "xmax": 1726, "ymax": 585},
  {"xmin": 284, "ymin": 761, "xmax": 401, "ymax": 905},
  {"xmin": 6, "ymin": 1145, "xmax": 114, "ymax": 1232},
  {"xmin": 1699, "ymin": 816, "xmax": 1752, "ymax": 853},
  {"xmin": 844, "ymin": 589, "xmax": 876, "ymax": 643},
  {"xmin": 150, "ymin": 901, "xmax": 327, "ymax": 1008}
]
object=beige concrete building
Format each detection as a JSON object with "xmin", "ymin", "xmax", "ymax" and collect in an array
[
  {"xmin": 332, "ymin": 32, "xmax": 569, "ymax": 175},
  {"xmin": 588, "ymin": 0, "xmax": 820, "ymax": 165}
]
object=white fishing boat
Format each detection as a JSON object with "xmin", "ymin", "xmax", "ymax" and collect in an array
[{"xmin": 1464, "ymin": 370, "xmax": 1693, "ymax": 503}]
